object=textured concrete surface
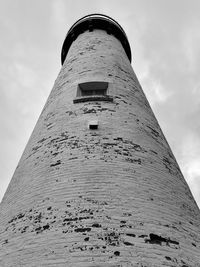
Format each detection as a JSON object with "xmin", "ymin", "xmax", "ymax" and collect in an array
[{"xmin": 0, "ymin": 29, "xmax": 200, "ymax": 266}]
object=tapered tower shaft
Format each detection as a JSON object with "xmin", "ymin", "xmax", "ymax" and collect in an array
[{"xmin": 0, "ymin": 14, "xmax": 200, "ymax": 267}]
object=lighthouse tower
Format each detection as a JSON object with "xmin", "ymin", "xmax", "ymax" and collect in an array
[{"xmin": 0, "ymin": 14, "xmax": 200, "ymax": 266}]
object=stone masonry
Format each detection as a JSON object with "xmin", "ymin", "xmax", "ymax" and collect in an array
[{"xmin": 0, "ymin": 14, "xmax": 200, "ymax": 267}]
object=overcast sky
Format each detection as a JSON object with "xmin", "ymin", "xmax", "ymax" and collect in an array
[{"xmin": 0, "ymin": 0, "xmax": 200, "ymax": 208}]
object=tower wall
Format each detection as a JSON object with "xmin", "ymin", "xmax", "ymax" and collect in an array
[{"xmin": 0, "ymin": 16, "xmax": 200, "ymax": 267}]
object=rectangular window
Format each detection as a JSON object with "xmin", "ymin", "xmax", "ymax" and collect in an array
[
  {"xmin": 77, "ymin": 81, "xmax": 108, "ymax": 97},
  {"xmin": 74, "ymin": 81, "xmax": 113, "ymax": 103}
]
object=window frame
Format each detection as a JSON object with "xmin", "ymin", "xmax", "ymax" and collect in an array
[{"xmin": 73, "ymin": 81, "xmax": 113, "ymax": 103}]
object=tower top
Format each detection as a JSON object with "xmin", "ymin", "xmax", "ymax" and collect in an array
[{"xmin": 61, "ymin": 13, "xmax": 132, "ymax": 64}]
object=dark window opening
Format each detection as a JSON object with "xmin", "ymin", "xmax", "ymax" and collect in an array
[
  {"xmin": 89, "ymin": 124, "xmax": 98, "ymax": 130},
  {"xmin": 81, "ymin": 89, "xmax": 106, "ymax": 96}
]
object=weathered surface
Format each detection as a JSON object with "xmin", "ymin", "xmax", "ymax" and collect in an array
[{"xmin": 0, "ymin": 29, "xmax": 200, "ymax": 266}]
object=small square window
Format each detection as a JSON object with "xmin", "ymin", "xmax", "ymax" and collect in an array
[{"xmin": 88, "ymin": 120, "xmax": 98, "ymax": 130}]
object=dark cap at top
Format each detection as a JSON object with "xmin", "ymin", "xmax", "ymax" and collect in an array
[{"xmin": 61, "ymin": 14, "xmax": 132, "ymax": 64}]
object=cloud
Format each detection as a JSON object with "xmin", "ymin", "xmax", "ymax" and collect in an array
[
  {"xmin": 139, "ymin": 66, "xmax": 173, "ymax": 106},
  {"xmin": 182, "ymin": 21, "xmax": 200, "ymax": 73},
  {"xmin": 13, "ymin": 62, "xmax": 37, "ymax": 89},
  {"xmin": 51, "ymin": 0, "xmax": 70, "ymax": 38}
]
